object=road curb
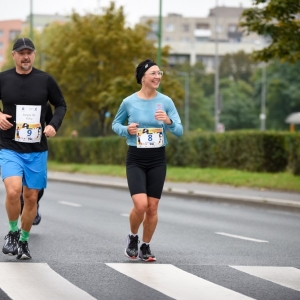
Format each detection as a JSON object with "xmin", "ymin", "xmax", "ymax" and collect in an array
[{"xmin": 48, "ymin": 173, "xmax": 300, "ymax": 211}]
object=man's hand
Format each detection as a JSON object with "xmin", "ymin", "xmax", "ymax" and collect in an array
[
  {"xmin": 0, "ymin": 113, "xmax": 13, "ymax": 130},
  {"xmin": 44, "ymin": 125, "xmax": 56, "ymax": 138}
]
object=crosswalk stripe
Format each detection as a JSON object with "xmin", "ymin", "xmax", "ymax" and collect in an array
[
  {"xmin": 230, "ymin": 266, "xmax": 300, "ymax": 291},
  {"xmin": 106, "ymin": 263, "xmax": 254, "ymax": 300},
  {"xmin": 0, "ymin": 263, "xmax": 96, "ymax": 300}
]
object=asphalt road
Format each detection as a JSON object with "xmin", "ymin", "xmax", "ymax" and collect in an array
[{"xmin": 0, "ymin": 181, "xmax": 300, "ymax": 300}]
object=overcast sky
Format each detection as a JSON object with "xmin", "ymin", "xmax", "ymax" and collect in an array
[{"xmin": 1, "ymin": 0, "xmax": 253, "ymax": 25}]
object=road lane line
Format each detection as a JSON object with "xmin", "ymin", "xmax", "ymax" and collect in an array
[
  {"xmin": 0, "ymin": 263, "xmax": 96, "ymax": 300},
  {"xmin": 120, "ymin": 213, "xmax": 129, "ymax": 217},
  {"xmin": 230, "ymin": 266, "xmax": 300, "ymax": 291},
  {"xmin": 215, "ymin": 232, "xmax": 269, "ymax": 243},
  {"xmin": 58, "ymin": 201, "xmax": 82, "ymax": 207},
  {"xmin": 106, "ymin": 263, "xmax": 254, "ymax": 300}
]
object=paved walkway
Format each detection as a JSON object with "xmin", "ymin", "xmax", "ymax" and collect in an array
[{"xmin": 48, "ymin": 171, "xmax": 300, "ymax": 210}]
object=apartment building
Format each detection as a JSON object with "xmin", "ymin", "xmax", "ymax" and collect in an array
[
  {"xmin": 0, "ymin": 14, "xmax": 68, "ymax": 70},
  {"xmin": 0, "ymin": 20, "xmax": 23, "ymax": 70},
  {"xmin": 140, "ymin": 6, "xmax": 263, "ymax": 71}
]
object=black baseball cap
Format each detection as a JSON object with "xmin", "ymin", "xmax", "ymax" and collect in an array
[{"xmin": 13, "ymin": 37, "xmax": 35, "ymax": 52}]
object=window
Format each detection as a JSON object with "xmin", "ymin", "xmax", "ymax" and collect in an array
[
  {"xmin": 0, "ymin": 55, "xmax": 3, "ymax": 62},
  {"xmin": 196, "ymin": 36, "xmax": 209, "ymax": 42},
  {"xmin": 216, "ymin": 25, "xmax": 223, "ymax": 33},
  {"xmin": 182, "ymin": 24, "xmax": 189, "ymax": 32},
  {"xmin": 9, "ymin": 30, "xmax": 21, "ymax": 41},
  {"xmin": 0, "ymin": 30, "xmax": 3, "ymax": 37},
  {"xmin": 196, "ymin": 23, "xmax": 209, "ymax": 30},
  {"xmin": 151, "ymin": 23, "xmax": 158, "ymax": 33},
  {"xmin": 165, "ymin": 23, "xmax": 174, "ymax": 32},
  {"xmin": 228, "ymin": 24, "xmax": 237, "ymax": 32},
  {"xmin": 181, "ymin": 37, "xmax": 189, "ymax": 42}
]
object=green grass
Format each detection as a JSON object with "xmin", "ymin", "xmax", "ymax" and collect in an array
[{"xmin": 48, "ymin": 161, "xmax": 300, "ymax": 193}]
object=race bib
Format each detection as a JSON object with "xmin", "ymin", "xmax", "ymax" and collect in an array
[
  {"xmin": 15, "ymin": 105, "xmax": 42, "ymax": 143},
  {"xmin": 136, "ymin": 128, "xmax": 164, "ymax": 148}
]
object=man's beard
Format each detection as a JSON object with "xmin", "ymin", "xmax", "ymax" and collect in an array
[{"xmin": 21, "ymin": 63, "xmax": 32, "ymax": 71}]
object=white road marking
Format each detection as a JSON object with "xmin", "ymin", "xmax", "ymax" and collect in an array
[
  {"xmin": 215, "ymin": 232, "xmax": 269, "ymax": 243},
  {"xmin": 58, "ymin": 201, "xmax": 82, "ymax": 207},
  {"xmin": 106, "ymin": 263, "xmax": 254, "ymax": 300},
  {"xmin": 0, "ymin": 263, "xmax": 96, "ymax": 300},
  {"xmin": 267, "ymin": 210, "xmax": 300, "ymax": 217},
  {"xmin": 120, "ymin": 213, "xmax": 129, "ymax": 217},
  {"xmin": 230, "ymin": 266, "xmax": 300, "ymax": 292}
]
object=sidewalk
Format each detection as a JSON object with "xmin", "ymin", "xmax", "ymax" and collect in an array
[{"xmin": 48, "ymin": 171, "xmax": 300, "ymax": 211}]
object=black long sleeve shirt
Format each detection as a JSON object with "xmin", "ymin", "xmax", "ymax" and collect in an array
[{"xmin": 0, "ymin": 67, "xmax": 67, "ymax": 153}]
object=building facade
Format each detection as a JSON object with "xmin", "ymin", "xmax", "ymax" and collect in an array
[
  {"xmin": 0, "ymin": 20, "xmax": 23, "ymax": 69},
  {"xmin": 0, "ymin": 14, "xmax": 68, "ymax": 70},
  {"xmin": 140, "ymin": 6, "xmax": 263, "ymax": 71}
]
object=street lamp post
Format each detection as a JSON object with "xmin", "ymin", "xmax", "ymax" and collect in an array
[
  {"xmin": 214, "ymin": 0, "xmax": 220, "ymax": 132},
  {"xmin": 177, "ymin": 72, "xmax": 190, "ymax": 131},
  {"xmin": 260, "ymin": 63, "xmax": 266, "ymax": 131}
]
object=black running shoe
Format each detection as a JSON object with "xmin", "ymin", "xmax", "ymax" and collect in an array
[
  {"xmin": 139, "ymin": 243, "xmax": 156, "ymax": 262},
  {"xmin": 16, "ymin": 241, "xmax": 31, "ymax": 260},
  {"xmin": 33, "ymin": 204, "xmax": 41, "ymax": 225},
  {"xmin": 124, "ymin": 234, "xmax": 139, "ymax": 259},
  {"xmin": 2, "ymin": 230, "xmax": 20, "ymax": 256}
]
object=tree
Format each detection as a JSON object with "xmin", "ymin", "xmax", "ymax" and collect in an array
[
  {"xmin": 219, "ymin": 51, "xmax": 256, "ymax": 83},
  {"xmin": 43, "ymin": 2, "xmax": 183, "ymax": 136},
  {"xmin": 252, "ymin": 60, "xmax": 300, "ymax": 130},
  {"xmin": 171, "ymin": 62, "xmax": 214, "ymax": 132},
  {"xmin": 240, "ymin": 0, "xmax": 300, "ymax": 63},
  {"xmin": 219, "ymin": 78, "xmax": 258, "ymax": 130}
]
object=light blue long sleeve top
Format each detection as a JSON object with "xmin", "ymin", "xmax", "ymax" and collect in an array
[{"xmin": 112, "ymin": 92, "xmax": 183, "ymax": 146}]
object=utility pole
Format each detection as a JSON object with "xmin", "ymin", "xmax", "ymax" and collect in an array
[
  {"xmin": 157, "ymin": 0, "xmax": 163, "ymax": 92},
  {"xmin": 157, "ymin": 0, "xmax": 162, "ymax": 68},
  {"xmin": 30, "ymin": 0, "xmax": 34, "ymax": 41},
  {"xmin": 214, "ymin": 0, "xmax": 220, "ymax": 132}
]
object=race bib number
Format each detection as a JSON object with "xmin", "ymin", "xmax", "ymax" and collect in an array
[
  {"xmin": 15, "ymin": 105, "xmax": 42, "ymax": 143},
  {"xmin": 136, "ymin": 128, "xmax": 164, "ymax": 148}
]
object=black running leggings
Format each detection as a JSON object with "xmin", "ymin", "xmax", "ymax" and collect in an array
[{"xmin": 126, "ymin": 146, "xmax": 166, "ymax": 199}]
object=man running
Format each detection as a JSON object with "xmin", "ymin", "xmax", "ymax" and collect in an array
[{"xmin": 0, "ymin": 37, "xmax": 67, "ymax": 259}]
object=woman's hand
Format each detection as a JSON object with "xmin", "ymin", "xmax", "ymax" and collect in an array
[
  {"xmin": 155, "ymin": 110, "xmax": 172, "ymax": 124},
  {"xmin": 127, "ymin": 122, "xmax": 139, "ymax": 135}
]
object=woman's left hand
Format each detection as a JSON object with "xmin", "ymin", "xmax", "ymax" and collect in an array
[{"xmin": 155, "ymin": 110, "xmax": 172, "ymax": 125}]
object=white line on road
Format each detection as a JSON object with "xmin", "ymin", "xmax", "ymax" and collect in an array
[
  {"xmin": 0, "ymin": 263, "xmax": 96, "ymax": 300},
  {"xmin": 230, "ymin": 266, "xmax": 300, "ymax": 292},
  {"xmin": 58, "ymin": 201, "xmax": 82, "ymax": 207},
  {"xmin": 215, "ymin": 232, "xmax": 269, "ymax": 243},
  {"xmin": 120, "ymin": 213, "xmax": 129, "ymax": 217},
  {"xmin": 106, "ymin": 263, "xmax": 254, "ymax": 300}
]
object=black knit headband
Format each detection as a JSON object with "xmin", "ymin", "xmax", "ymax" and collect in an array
[{"xmin": 136, "ymin": 61, "xmax": 157, "ymax": 84}]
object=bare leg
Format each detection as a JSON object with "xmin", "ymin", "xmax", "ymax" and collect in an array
[
  {"xmin": 4, "ymin": 176, "xmax": 22, "ymax": 222},
  {"xmin": 130, "ymin": 194, "xmax": 159, "ymax": 242},
  {"xmin": 21, "ymin": 186, "xmax": 39, "ymax": 232},
  {"xmin": 129, "ymin": 193, "xmax": 148, "ymax": 234},
  {"xmin": 142, "ymin": 196, "xmax": 159, "ymax": 243}
]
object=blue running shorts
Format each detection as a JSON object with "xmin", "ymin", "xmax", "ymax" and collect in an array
[{"xmin": 0, "ymin": 149, "xmax": 48, "ymax": 189}]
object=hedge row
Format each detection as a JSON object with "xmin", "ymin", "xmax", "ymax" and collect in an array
[{"xmin": 48, "ymin": 131, "xmax": 300, "ymax": 174}]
